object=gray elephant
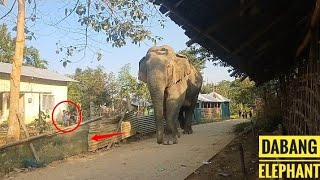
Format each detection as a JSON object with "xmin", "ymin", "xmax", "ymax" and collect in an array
[{"xmin": 138, "ymin": 45, "xmax": 203, "ymax": 145}]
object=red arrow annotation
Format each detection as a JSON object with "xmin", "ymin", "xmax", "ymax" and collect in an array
[{"xmin": 91, "ymin": 132, "xmax": 124, "ymax": 141}]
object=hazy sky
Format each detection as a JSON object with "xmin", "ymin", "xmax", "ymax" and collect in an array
[{"xmin": 0, "ymin": 1, "xmax": 234, "ymax": 84}]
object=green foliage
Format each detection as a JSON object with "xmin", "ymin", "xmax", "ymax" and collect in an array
[
  {"xmin": 181, "ymin": 44, "xmax": 230, "ymax": 68},
  {"xmin": 136, "ymin": 81, "xmax": 150, "ymax": 102},
  {"xmin": 253, "ymin": 83, "xmax": 281, "ymax": 132},
  {"xmin": 33, "ymin": 111, "xmax": 52, "ymax": 134},
  {"xmin": 3, "ymin": 1, "xmax": 166, "ymax": 67},
  {"xmin": 200, "ymin": 83, "xmax": 214, "ymax": 94},
  {"xmin": 213, "ymin": 80, "xmax": 232, "ymax": 98},
  {"xmin": 68, "ymin": 64, "xmax": 151, "ymax": 116},
  {"xmin": 233, "ymin": 121, "xmax": 252, "ymax": 134},
  {"xmin": 68, "ymin": 66, "xmax": 111, "ymax": 116},
  {"xmin": 0, "ymin": 24, "xmax": 14, "ymax": 62},
  {"xmin": 117, "ymin": 63, "xmax": 150, "ymax": 111},
  {"xmin": 24, "ymin": 46, "xmax": 48, "ymax": 69},
  {"xmin": 0, "ymin": 23, "xmax": 47, "ymax": 68},
  {"xmin": 117, "ymin": 63, "xmax": 137, "ymax": 98},
  {"xmin": 201, "ymin": 78, "xmax": 264, "ymax": 116},
  {"xmin": 52, "ymin": 0, "xmax": 164, "ymax": 66},
  {"xmin": 178, "ymin": 45, "xmax": 206, "ymax": 72}
]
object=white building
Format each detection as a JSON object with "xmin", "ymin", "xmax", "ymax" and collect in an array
[{"xmin": 0, "ymin": 62, "xmax": 77, "ymax": 124}]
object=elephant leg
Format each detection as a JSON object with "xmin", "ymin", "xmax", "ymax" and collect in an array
[
  {"xmin": 163, "ymin": 91, "xmax": 185, "ymax": 145},
  {"xmin": 183, "ymin": 107, "xmax": 193, "ymax": 134},
  {"xmin": 178, "ymin": 107, "xmax": 185, "ymax": 130},
  {"xmin": 183, "ymin": 97, "xmax": 198, "ymax": 134},
  {"xmin": 163, "ymin": 103, "xmax": 181, "ymax": 145},
  {"xmin": 175, "ymin": 120, "xmax": 181, "ymax": 138}
]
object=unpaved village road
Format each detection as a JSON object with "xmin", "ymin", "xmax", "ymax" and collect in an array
[{"xmin": 4, "ymin": 119, "xmax": 248, "ymax": 180}]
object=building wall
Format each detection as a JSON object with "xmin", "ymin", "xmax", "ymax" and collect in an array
[
  {"xmin": 200, "ymin": 107, "xmax": 221, "ymax": 119},
  {"xmin": 0, "ymin": 74, "xmax": 69, "ymax": 124}
]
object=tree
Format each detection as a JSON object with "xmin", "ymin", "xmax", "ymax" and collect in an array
[
  {"xmin": 24, "ymin": 47, "xmax": 48, "ymax": 69},
  {"xmin": 68, "ymin": 66, "xmax": 110, "ymax": 118},
  {"xmin": 0, "ymin": 24, "xmax": 14, "ymax": 62},
  {"xmin": 117, "ymin": 63, "xmax": 137, "ymax": 99},
  {"xmin": 6, "ymin": 0, "xmax": 26, "ymax": 143},
  {"xmin": 117, "ymin": 64, "xmax": 151, "ymax": 113},
  {"xmin": 201, "ymin": 83, "xmax": 214, "ymax": 94},
  {"xmin": 51, "ymin": 0, "xmax": 164, "ymax": 66},
  {"xmin": 135, "ymin": 81, "xmax": 150, "ymax": 114},
  {"xmin": 202, "ymin": 78, "xmax": 263, "ymax": 116},
  {"xmin": 0, "ymin": 24, "xmax": 48, "ymax": 68},
  {"xmin": 105, "ymin": 72, "xmax": 119, "ymax": 111},
  {"xmin": 2, "ymin": 0, "xmax": 165, "ymax": 142},
  {"xmin": 179, "ymin": 47, "xmax": 206, "ymax": 72}
]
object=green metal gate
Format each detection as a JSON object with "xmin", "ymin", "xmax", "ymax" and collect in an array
[
  {"xmin": 193, "ymin": 108, "xmax": 202, "ymax": 125},
  {"xmin": 220, "ymin": 102, "xmax": 230, "ymax": 119}
]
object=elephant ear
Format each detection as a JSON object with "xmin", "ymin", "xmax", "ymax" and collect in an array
[
  {"xmin": 138, "ymin": 56, "xmax": 147, "ymax": 83},
  {"xmin": 171, "ymin": 53, "xmax": 191, "ymax": 84}
]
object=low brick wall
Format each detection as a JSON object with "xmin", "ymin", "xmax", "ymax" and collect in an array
[{"xmin": 200, "ymin": 108, "xmax": 221, "ymax": 120}]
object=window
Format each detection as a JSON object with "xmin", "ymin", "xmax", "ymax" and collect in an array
[{"xmin": 42, "ymin": 94, "xmax": 54, "ymax": 111}]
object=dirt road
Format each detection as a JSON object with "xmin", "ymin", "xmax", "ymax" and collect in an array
[{"xmin": 4, "ymin": 119, "xmax": 247, "ymax": 180}]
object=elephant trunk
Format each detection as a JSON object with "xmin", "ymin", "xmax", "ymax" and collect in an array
[{"xmin": 147, "ymin": 71, "xmax": 165, "ymax": 144}]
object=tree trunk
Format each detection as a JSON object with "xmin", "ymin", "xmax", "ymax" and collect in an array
[
  {"xmin": 6, "ymin": 0, "xmax": 26, "ymax": 143},
  {"xmin": 126, "ymin": 95, "xmax": 133, "ymax": 111}
]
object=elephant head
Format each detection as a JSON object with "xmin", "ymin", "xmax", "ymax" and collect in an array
[
  {"xmin": 138, "ymin": 45, "xmax": 191, "ymax": 86},
  {"xmin": 138, "ymin": 45, "xmax": 192, "ymax": 144}
]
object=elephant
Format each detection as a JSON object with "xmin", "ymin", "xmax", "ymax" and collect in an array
[{"xmin": 138, "ymin": 45, "xmax": 203, "ymax": 145}]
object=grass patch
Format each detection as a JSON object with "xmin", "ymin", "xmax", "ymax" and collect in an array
[
  {"xmin": 253, "ymin": 113, "xmax": 282, "ymax": 132},
  {"xmin": 0, "ymin": 125, "xmax": 89, "ymax": 175},
  {"xmin": 233, "ymin": 121, "xmax": 251, "ymax": 134}
]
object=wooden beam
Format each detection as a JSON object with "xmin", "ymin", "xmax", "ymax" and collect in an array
[
  {"xmin": 230, "ymin": 70, "xmax": 239, "ymax": 77},
  {"xmin": 240, "ymin": 0, "xmax": 258, "ymax": 16},
  {"xmin": 160, "ymin": 2, "xmax": 232, "ymax": 53},
  {"xmin": 17, "ymin": 113, "xmax": 40, "ymax": 161},
  {"xmin": 174, "ymin": 0, "xmax": 186, "ymax": 8},
  {"xmin": 240, "ymin": 75, "xmax": 249, "ymax": 82}
]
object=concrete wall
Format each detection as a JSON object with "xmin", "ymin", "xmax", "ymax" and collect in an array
[{"xmin": 0, "ymin": 73, "xmax": 69, "ymax": 124}]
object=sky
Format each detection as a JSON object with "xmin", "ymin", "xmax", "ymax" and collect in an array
[{"xmin": 0, "ymin": 0, "xmax": 234, "ymax": 84}]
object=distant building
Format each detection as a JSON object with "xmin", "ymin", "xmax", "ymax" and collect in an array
[
  {"xmin": 0, "ymin": 62, "xmax": 77, "ymax": 124},
  {"xmin": 196, "ymin": 91, "xmax": 231, "ymax": 120}
]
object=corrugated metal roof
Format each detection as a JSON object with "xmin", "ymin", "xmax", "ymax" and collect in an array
[
  {"xmin": 198, "ymin": 92, "xmax": 231, "ymax": 102},
  {"xmin": 0, "ymin": 62, "xmax": 77, "ymax": 82},
  {"xmin": 209, "ymin": 92, "xmax": 231, "ymax": 102},
  {"xmin": 198, "ymin": 94, "xmax": 222, "ymax": 102}
]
